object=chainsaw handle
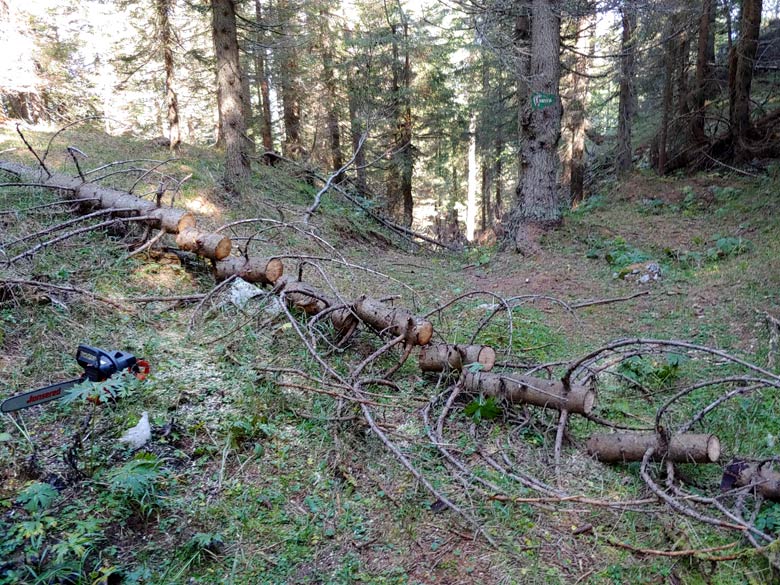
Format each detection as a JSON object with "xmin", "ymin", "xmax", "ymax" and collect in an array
[{"xmin": 76, "ymin": 345, "xmax": 137, "ymax": 381}]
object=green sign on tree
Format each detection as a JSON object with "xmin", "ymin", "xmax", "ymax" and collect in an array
[{"xmin": 531, "ymin": 92, "xmax": 556, "ymax": 110}]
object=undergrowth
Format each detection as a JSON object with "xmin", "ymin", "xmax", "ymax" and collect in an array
[{"xmin": 0, "ymin": 126, "xmax": 779, "ymax": 584}]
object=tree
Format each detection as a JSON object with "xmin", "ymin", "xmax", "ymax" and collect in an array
[
  {"xmin": 319, "ymin": 7, "xmax": 344, "ymax": 178},
  {"xmin": 690, "ymin": 0, "xmax": 715, "ymax": 144},
  {"xmin": 276, "ymin": 0, "xmax": 304, "ymax": 158},
  {"xmin": 211, "ymin": 0, "xmax": 251, "ymax": 191},
  {"xmin": 730, "ymin": 0, "xmax": 763, "ymax": 158},
  {"xmin": 386, "ymin": 2, "xmax": 414, "ymax": 227},
  {"xmin": 506, "ymin": 0, "xmax": 563, "ymax": 254},
  {"xmin": 253, "ymin": 1, "xmax": 274, "ymax": 151},
  {"xmin": 562, "ymin": 11, "xmax": 593, "ymax": 204},
  {"xmin": 616, "ymin": 1, "xmax": 636, "ymax": 174},
  {"xmin": 156, "ymin": 0, "xmax": 181, "ymax": 154}
]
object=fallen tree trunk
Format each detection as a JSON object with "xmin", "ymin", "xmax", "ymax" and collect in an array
[
  {"xmin": 1, "ymin": 162, "xmax": 196, "ymax": 234},
  {"xmin": 214, "ymin": 256, "xmax": 284, "ymax": 285},
  {"xmin": 353, "ymin": 295, "xmax": 433, "ymax": 346},
  {"xmin": 721, "ymin": 461, "xmax": 780, "ymax": 501},
  {"xmin": 587, "ymin": 432, "xmax": 721, "ymax": 463},
  {"xmin": 461, "ymin": 370, "xmax": 595, "ymax": 415},
  {"xmin": 274, "ymin": 275, "xmax": 357, "ymax": 334},
  {"xmin": 419, "ymin": 343, "xmax": 496, "ymax": 372}
]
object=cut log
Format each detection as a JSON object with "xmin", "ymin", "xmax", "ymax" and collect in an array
[
  {"xmin": 214, "ymin": 256, "xmax": 284, "ymax": 285},
  {"xmin": 419, "ymin": 344, "xmax": 462, "ymax": 372},
  {"xmin": 175, "ymin": 228, "xmax": 232, "ymax": 261},
  {"xmin": 275, "ymin": 275, "xmax": 328, "ymax": 314},
  {"xmin": 419, "ymin": 343, "xmax": 496, "ymax": 372},
  {"xmin": 150, "ymin": 208, "xmax": 196, "ymax": 234},
  {"xmin": 461, "ymin": 370, "xmax": 595, "ymax": 415},
  {"xmin": 353, "ymin": 295, "xmax": 433, "ymax": 346},
  {"xmin": 722, "ymin": 461, "xmax": 780, "ymax": 501},
  {"xmin": 274, "ymin": 276, "xmax": 358, "ymax": 335},
  {"xmin": 587, "ymin": 432, "xmax": 721, "ymax": 464}
]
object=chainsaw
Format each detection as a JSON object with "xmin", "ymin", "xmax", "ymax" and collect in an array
[{"xmin": 1, "ymin": 345, "xmax": 150, "ymax": 413}]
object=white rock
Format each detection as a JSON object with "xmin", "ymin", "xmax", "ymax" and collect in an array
[{"xmin": 119, "ymin": 411, "xmax": 151, "ymax": 449}]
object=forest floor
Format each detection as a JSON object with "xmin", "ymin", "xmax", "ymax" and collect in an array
[{"xmin": 1, "ymin": 125, "xmax": 779, "ymax": 584}]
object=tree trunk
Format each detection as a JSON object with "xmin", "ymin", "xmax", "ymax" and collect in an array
[
  {"xmin": 211, "ymin": 0, "xmax": 251, "ymax": 192},
  {"xmin": 481, "ymin": 163, "xmax": 491, "ymax": 233},
  {"xmin": 587, "ymin": 433, "xmax": 720, "ymax": 464},
  {"xmin": 400, "ymin": 17, "xmax": 414, "ymax": 227},
  {"xmin": 418, "ymin": 343, "xmax": 496, "ymax": 373},
  {"xmin": 254, "ymin": 0, "xmax": 274, "ymax": 151},
  {"xmin": 156, "ymin": 0, "xmax": 181, "ymax": 155},
  {"xmin": 461, "ymin": 370, "xmax": 595, "ymax": 415},
  {"xmin": 386, "ymin": 14, "xmax": 414, "ymax": 227},
  {"xmin": 690, "ymin": 0, "xmax": 714, "ymax": 143},
  {"xmin": 277, "ymin": 0, "xmax": 302, "ymax": 158},
  {"xmin": 674, "ymin": 29, "xmax": 690, "ymax": 120},
  {"xmin": 344, "ymin": 28, "xmax": 368, "ymax": 195},
  {"xmin": 616, "ymin": 3, "xmax": 636, "ymax": 175},
  {"xmin": 729, "ymin": 0, "xmax": 763, "ymax": 157},
  {"xmin": 320, "ymin": 11, "xmax": 343, "ymax": 180},
  {"xmin": 465, "ymin": 115, "xmax": 477, "ymax": 241},
  {"xmin": 507, "ymin": 0, "xmax": 562, "ymax": 254},
  {"xmin": 657, "ymin": 18, "xmax": 677, "ymax": 175},
  {"xmin": 494, "ymin": 137, "xmax": 503, "ymax": 220},
  {"xmin": 570, "ymin": 14, "xmax": 592, "ymax": 202}
]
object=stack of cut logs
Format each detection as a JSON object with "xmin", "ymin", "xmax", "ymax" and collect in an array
[{"xmin": 0, "ymin": 161, "xmax": 737, "ymax": 472}]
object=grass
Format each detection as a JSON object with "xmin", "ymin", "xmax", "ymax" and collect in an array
[{"xmin": 1, "ymin": 123, "xmax": 779, "ymax": 583}]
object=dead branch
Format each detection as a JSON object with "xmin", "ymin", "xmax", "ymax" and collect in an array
[
  {"xmin": 303, "ymin": 132, "xmax": 366, "ymax": 223},
  {"xmin": 570, "ymin": 290, "xmax": 650, "ymax": 309},
  {"xmin": 605, "ymin": 537, "xmax": 741, "ymax": 558},
  {"xmin": 7, "ymin": 215, "xmax": 152, "ymax": 264},
  {"xmin": 16, "ymin": 124, "xmax": 50, "ymax": 177}
]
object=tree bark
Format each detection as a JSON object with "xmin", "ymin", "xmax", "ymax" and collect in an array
[
  {"xmin": 320, "ymin": 10, "xmax": 343, "ymax": 180},
  {"xmin": 690, "ymin": 0, "xmax": 714, "ymax": 143},
  {"xmin": 418, "ymin": 343, "xmax": 496, "ymax": 373},
  {"xmin": 0, "ymin": 162, "xmax": 196, "ymax": 232},
  {"xmin": 344, "ymin": 28, "xmax": 368, "ymax": 195},
  {"xmin": 277, "ymin": 0, "xmax": 303, "ymax": 158},
  {"xmin": 211, "ymin": 0, "xmax": 251, "ymax": 191},
  {"xmin": 729, "ymin": 0, "xmax": 763, "ymax": 157},
  {"xmin": 254, "ymin": 0, "xmax": 274, "ymax": 151},
  {"xmin": 214, "ymin": 256, "xmax": 284, "ymax": 284},
  {"xmin": 353, "ymin": 296, "xmax": 433, "ymax": 346},
  {"xmin": 507, "ymin": 0, "xmax": 563, "ymax": 254},
  {"xmin": 274, "ymin": 276, "xmax": 357, "ymax": 335},
  {"xmin": 569, "ymin": 14, "xmax": 592, "ymax": 202},
  {"xmin": 722, "ymin": 461, "xmax": 780, "ymax": 501},
  {"xmin": 587, "ymin": 433, "xmax": 721, "ymax": 464},
  {"xmin": 175, "ymin": 228, "xmax": 232, "ymax": 260},
  {"xmin": 657, "ymin": 18, "xmax": 677, "ymax": 175},
  {"xmin": 461, "ymin": 370, "xmax": 595, "ymax": 415},
  {"xmin": 616, "ymin": 3, "xmax": 636, "ymax": 175},
  {"xmin": 156, "ymin": 0, "xmax": 181, "ymax": 155},
  {"xmin": 466, "ymin": 115, "xmax": 477, "ymax": 241}
]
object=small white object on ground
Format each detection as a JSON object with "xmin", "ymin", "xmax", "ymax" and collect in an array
[
  {"xmin": 229, "ymin": 277, "xmax": 265, "ymax": 309},
  {"xmin": 119, "ymin": 411, "xmax": 151, "ymax": 449}
]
